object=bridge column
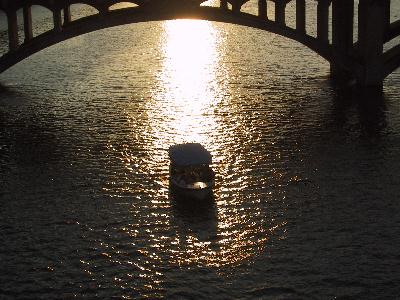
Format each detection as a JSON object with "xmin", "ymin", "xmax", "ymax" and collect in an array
[
  {"xmin": 220, "ymin": 0, "xmax": 228, "ymax": 10},
  {"xmin": 330, "ymin": 0, "xmax": 353, "ymax": 82},
  {"xmin": 7, "ymin": 10, "xmax": 19, "ymax": 51},
  {"xmin": 273, "ymin": 0, "xmax": 289, "ymax": 26},
  {"xmin": 232, "ymin": 1, "xmax": 241, "ymax": 13},
  {"xmin": 383, "ymin": 0, "xmax": 390, "ymax": 32},
  {"xmin": 316, "ymin": 0, "xmax": 331, "ymax": 43},
  {"xmin": 99, "ymin": 6, "xmax": 109, "ymax": 17},
  {"xmin": 23, "ymin": 6, "xmax": 33, "ymax": 42},
  {"xmin": 357, "ymin": 0, "xmax": 384, "ymax": 88},
  {"xmin": 53, "ymin": 8, "xmax": 62, "ymax": 31},
  {"xmin": 64, "ymin": 5, "xmax": 71, "ymax": 25},
  {"xmin": 258, "ymin": 0, "xmax": 267, "ymax": 20},
  {"xmin": 296, "ymin": 0, "xmax": 306, "ymax": 33}
]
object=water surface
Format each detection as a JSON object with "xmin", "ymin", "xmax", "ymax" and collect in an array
[{"xmin": 1, "ymin": 2, "xmax": 400, "ymax": 299}]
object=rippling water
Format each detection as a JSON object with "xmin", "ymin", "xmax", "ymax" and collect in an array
[{"xmin": 1, "ymin": 2, "xmax": 400, "ymax": 299}]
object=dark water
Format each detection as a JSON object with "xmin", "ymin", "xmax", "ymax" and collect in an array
[{"xmin": 1, "ymin": 2, "xmax": 400, "ymax": 299}]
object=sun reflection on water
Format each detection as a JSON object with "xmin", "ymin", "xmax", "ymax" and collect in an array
[
  {"xmin": 152, "ymin": 19, "xmax": 221, "ymax": 146},
  {"xmin": 122, "ymin": 19, "xmax": 283, "ymax": 277}
]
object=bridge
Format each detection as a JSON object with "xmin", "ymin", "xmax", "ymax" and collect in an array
[{"xmin": 0, "ymin": 0, "xmax": 400, "ymax": 90}]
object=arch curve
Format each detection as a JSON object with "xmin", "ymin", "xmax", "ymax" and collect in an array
[{"xmin": 0, "ymin": 5, "xmax": 355, "ymax": 74}]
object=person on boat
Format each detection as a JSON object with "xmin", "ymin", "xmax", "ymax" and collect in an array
[
  {"xmin": 192, "ymin": 171, "xmax": 201, "ymax": 183},
  {"xmin": 178, "ymin": 176, "xmax": 186, "ymax": 186},
  {"xmin": 187, "ymin": 170, "xmax": 197, "ymax": 183}
]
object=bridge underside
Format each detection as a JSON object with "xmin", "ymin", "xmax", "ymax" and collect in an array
[
  {"xmin": 0, "ymin": 0, "xmax": 400, "ymax": 90},
  {"xmin": 0, "ymin": 6, "xmax": 337, "ymax": 73}
]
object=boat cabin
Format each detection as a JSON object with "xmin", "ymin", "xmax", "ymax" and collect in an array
[{"xmin": 168, "ymin": 143, "xmax": 214, "ymax": 199}]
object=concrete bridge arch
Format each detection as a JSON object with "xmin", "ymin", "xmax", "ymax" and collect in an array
[{"xmin": 0, "ymin": 0, "xmax": 399, "ymax": 90}]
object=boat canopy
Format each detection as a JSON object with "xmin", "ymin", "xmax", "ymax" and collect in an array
[{"xmin": 169, "ymin": 143, "xmax": 212, "ymax": 167}]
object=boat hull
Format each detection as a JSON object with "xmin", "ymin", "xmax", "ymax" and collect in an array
[{"xmin": 169, "ymin": 179, "xmax": 213, "ymax": 201}]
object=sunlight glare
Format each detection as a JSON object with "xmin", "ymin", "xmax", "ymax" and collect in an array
[{"xmin": 153, "ymin": 19, "xmax": 221, "ymax": 145}]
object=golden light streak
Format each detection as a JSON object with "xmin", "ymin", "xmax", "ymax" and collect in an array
[{"xmin": 153, "ymin": 19, "xmax": 221, "ymax": 146}]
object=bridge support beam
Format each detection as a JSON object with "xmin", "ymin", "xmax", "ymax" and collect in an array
[
  {"xmin": 330, "ymin": 0, "xmax": 353, "ymax": 83},
  {"xmin": 357, "ymin": 0, "xmax": 385, "ymax": 89},
  {"xmin": 296, "ymin": 0, "xmax": 306, "ymax": 33},
  {"xmin": 383, "ymin": 0, "xmax": 390, "ymax": 32},
  {"xmin": 7, "ymin": 10, "xmax": 19, "ymax": 51},
  {"xmin": 23, "ymin": 6, "xmax": 33, "ymax": 42},
  {"xmin": 53, "ymin": 9, "xmax": 62, "ymax": 31},
  {"xmin": 273, "ymin": 0, "xmax": 290, "ymax": 26},
  {"xmin": 64, "ymin": 5, "xmax": 71, "ymax": 25},
  {"xmin": 258, "ymin": 0, "xmax": 267, "ymax": 20},
  {"xmin": 316, "ymin": 0, "xmax": 330, "ymax": 43},
  {"xmin": 220, "ymin": 0, "xmax": 228, "ymax": 10},
  {"xmin": 232, "ymin": 1, "xmax": 241, "ymax": 14}
]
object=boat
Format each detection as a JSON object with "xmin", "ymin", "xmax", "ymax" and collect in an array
[{"xmin": 168, "ymin": 143, "xmax": 215, "ymax": 201}]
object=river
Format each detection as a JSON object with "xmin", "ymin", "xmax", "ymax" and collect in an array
[{"xmin": 1, "ymin": 1, "xmax": 400, "ymax": 299}]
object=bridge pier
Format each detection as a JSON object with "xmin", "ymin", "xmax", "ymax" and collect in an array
[
  {"xmin": 330, "ymin": 0, "xmax": 353, "ymax": 84},
  {"xmin": 383, "ymin": 0, "xmax": 390, "ymax": 32},
  {"xmin": 356, "ymin": 0, "xmax": 385, "ymax": 90},
  {"xmin": 316, "ymin": 0, "xmax": 330, "ymax": 43},
  {"xmin": 7, "ymin": 10, "xmax": 19, "ymax": 51}
]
